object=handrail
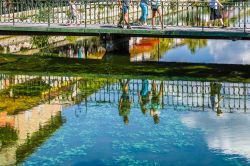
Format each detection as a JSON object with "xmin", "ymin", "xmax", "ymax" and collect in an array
[{"xmin": 0, "ymin": 0, "xmax": 249, "ymax": 32}]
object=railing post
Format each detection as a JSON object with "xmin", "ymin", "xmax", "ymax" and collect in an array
[
  {"xmin": 161, "ymin": 1, "xmax": 164, "ymax": 29},
  {"xmin": 244, "ymin": 1, "xmax": 246, "ymax": 33},
  {"xmin": 48, "ymin": 1, "xmax": 50, "ymax": 27},
  {"xmin": 201, "ymin": 1, "xmax": 204, "ymax": 31},
  {"xmin": 176, "ymin": 0, "xmax": 179, "ymax": 27},
  {"xmin": 12, "ymin": 2, "xmax": 14, "ymax": 26},
  {"xmin": 107, "ymin": 1, "xmax": 109, "ymax": 24},
  {"xmin": 238, "ymin": 0, "xmax": 240, "ymax": 28},
  {"xmin": 85, "ymin": 0, "xmax": 87, "ymax": 28},
  {"xmin": 243, "ymin": 83, "xmax": 247, "ymax": 113}
]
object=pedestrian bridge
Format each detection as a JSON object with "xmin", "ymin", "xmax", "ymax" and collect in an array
[{"xmin": 0, "ymin": 0, "xmax": 250, "ymax": 39}]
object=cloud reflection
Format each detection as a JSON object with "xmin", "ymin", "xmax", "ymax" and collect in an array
[
  {"xmin": 162, "ymin": 39, "xmax": 250, "ymax": 65},
  {"xmin": 181, "ymin": 112, "xmax": 250, "ymax": 161}
]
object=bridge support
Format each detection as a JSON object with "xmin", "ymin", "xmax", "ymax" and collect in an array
[{"xmin": 101, "ymin": 34, "xmax": 130, "ymax": 54}]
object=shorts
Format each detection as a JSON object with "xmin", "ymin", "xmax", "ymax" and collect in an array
[
  {"xmin": 210, "ymin": 8, "xmax": 222, "ymax": 20},
  {"xmin": 122, "ymin": 5, "xmax": 129, "ymax": 14},
  {"xmin": 152, "ymin": 5, "xmax": 159, "ymax": 11}
]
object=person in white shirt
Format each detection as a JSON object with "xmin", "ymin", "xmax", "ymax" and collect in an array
[{"xmin": 67, "ymin": 0, "xmax": 80, "ymax": 26}]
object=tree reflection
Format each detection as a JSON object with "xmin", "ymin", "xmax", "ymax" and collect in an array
[
  {"xmin": 182, "ymin": 39, "xmax": 207, "ymax": 54},
  {"xmin": 131, "ymin": 38, "xmax": 208, "ymax": 62},
  {"xmin": 0, "ymin": 125, "xmax": 18, "ymax": 148}
]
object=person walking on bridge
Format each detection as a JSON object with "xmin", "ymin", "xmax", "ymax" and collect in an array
[
  {"xmin": 138, "ymin": 0, "xmax": 149, "ymax": 26},
  {"xmin": 209, "ymin": 0, "xmax": 225, "ymax": 28},
  {"xmin": 151, "ymin": 0, "xmax": 163, "ymax": 29},
  {"xmin": 117, "ymin": 0, "xmax": 132, "ymax": 29},
  {"xmin": 67, "ymin": 0, "xmax": 80, "ymax": 26}
]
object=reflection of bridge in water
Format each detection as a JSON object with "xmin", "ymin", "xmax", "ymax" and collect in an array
[
  {"xmin": 85, "ymin": 79, "xmax": 250, "ymax": 113},
  {"xmin": 1, "ymin": 74, "xmax": 249, "ymax": 113},
  {"xmin": 0, "ymin": 1, "xmax": 250, "ymax": 39}
]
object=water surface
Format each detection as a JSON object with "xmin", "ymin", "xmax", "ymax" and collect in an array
[{"xmin": 0, "ymin": 74, "xmax": 250, "ymax": 165}]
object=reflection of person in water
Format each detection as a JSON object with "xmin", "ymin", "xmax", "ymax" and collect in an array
[
  {"xmin": 119, "ymin": 79, "xmax": 132, "ymax": 125},
  {"xmin": 150, "ymin": 81, "xmax": 163, "ymax": 124},
  {"xmin": 210, "ymin": 82, "xmax": 223, "ymax": 116},
  {"xmin": 138, "ymin": 79, "xmax": 151, "ymax": 115},
  {"xmin": 77, "ymin": 46, "xmax": 83, "ymax": 63}
]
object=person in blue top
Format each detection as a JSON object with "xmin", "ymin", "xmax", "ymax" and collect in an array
[
  {"xmin": 138, "ymin": 79, "xmax": 151, "ymax": 115},
  {"xmin": 138, "ymin": 0, "xmax": 149, "ymax": 26},
  {"xmin": 209, "ymin": 0, "xmax": 225, "ymax": 28},
  {"xmin": 118, "ymin": 0, "xmax": 132, "ymax": 29}
]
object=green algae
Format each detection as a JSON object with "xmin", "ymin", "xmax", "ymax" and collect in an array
[{"xmin": 1, "ymin": 54, "xmax": 249, "ymax": 83}]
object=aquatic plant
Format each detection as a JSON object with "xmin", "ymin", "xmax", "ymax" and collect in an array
[{"xmin": 0, "ymin": 125, "xmax": 18, "ymax": 147}]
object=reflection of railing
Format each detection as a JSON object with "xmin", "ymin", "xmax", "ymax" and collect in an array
[
  {"xmin": 0, "ymin": 74, "xmax": 111, "ymax": 105},
  {"xmin": 1, "ymin": 74, "xmax": 249, "ymax": 112},
  {"xmin": 0, "ymin": 0, "xmax": 249, "ymax": 32},
  {"xmin": 85, "ymin": 79, "xmax": 250, "ymax": 112}
]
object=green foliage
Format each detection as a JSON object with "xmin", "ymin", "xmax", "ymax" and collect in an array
[
  {"xmin": 0, "ymin": 77, "xmax": 50, "ymax": 114},
  {"xmin": 7, "ymin": 78, "xmax": 51, "ymax": 96},
  {"xmin": 33, "ymin": 7, "xmax": 50, "ymax": 22},
  {"xmin": 0, "ymin": 57, "xmax": 17, "ymax": 64},
  {"xmin": 109, "ymin": 4, "xmax": 115, "ymax": 9},
  {"xmin": 182, "ymin": 39, "xmax": 207, "ymax": 54},
  {"xmin": 18, "ymin": 13, "xmax": 29, "ymax": 21},
  {"xmin": 0, "ymin": 125, "xmax": 18, "ymax": 147},
  {"xmin": 0, "ymin": 45, "xmax": 4, "ymax": 52},
  {"xmin": 32, "ymin": 36, "xmax": 49, "ymax": 48},
  {"xmin": 66, "ymin": 36, "xmax": 79, "ymax": 43},
  {"xmin": 0, "ymin": 96, "xmax": 42, "ymax": 115}
]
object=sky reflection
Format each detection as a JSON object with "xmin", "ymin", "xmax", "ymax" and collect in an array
[
  {"xmin": 181, "ymin": 112, "xmax": 250, "ymax": 161},
  {"xmin": 160, "ymin": 40, "xmax": 250, "ymax": 65}
]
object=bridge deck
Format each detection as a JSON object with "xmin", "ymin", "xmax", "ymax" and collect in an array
[{"xmin": 0, "ymin": 23, "xmax": 249, "ymax": 39}]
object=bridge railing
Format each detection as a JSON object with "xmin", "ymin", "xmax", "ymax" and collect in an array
[{"xmin": 0, "ymin": 0, "xmax": 249, "ymax": 31}]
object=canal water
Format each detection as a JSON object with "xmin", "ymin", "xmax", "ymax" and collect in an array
[
  {"xmin": 1, "ymin": 36, "xmax": 250, "ymax": 65},
  {"xmin": 0, "ymin": 74, "xmax": 249, "ymax": 165},
  {"xmin": 0, "ymin": 36, "xmax": 250, "ymax": 165}
]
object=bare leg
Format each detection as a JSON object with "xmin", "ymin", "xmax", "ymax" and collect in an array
[
  {"xmin": 219, "ymin": 18, "xmax": 224, "ymax": 26},
  {"xmin": 118, "ymin": 13, "xmax": 124, "ymax": 25},
  {"xmin": 124, "ymin": 13, "xmax": 129, "ymax": 25},
  {"xmin": 152, "ymin": 11, "xmax": 156, "ymax": 28},
  {"xmin": 157, "ymin": 8, "xmax": 163, "ymax": 27}
]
